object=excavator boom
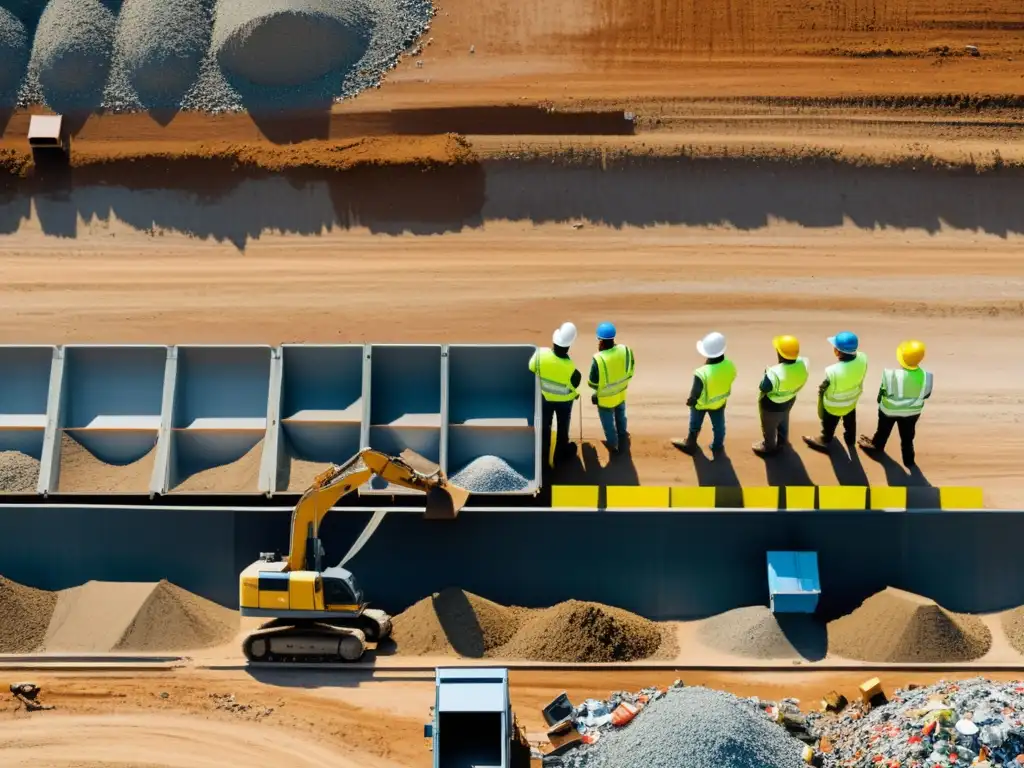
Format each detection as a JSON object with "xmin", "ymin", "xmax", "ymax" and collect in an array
[{"xmin": 286, "ymin": 448, "xmax": 468, "ymax": 570}]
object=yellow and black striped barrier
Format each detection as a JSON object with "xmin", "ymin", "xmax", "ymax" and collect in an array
[{"xmin": 549, "ymin": 485, "xmax": 983, "ymax": 510}]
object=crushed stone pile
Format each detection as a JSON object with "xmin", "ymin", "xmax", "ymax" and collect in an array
[
  {"xmin": 1001, "ymin": 605, "xmax": 1024, "ymax": 656},
  {"xmin": 107, "ymin": 0, "xmax": 211, "ymax": 108},
  {"xmin": 173, "ymin": 438, "xmax": 263, "ymax": 493},
  {"xmin": 450, "ymin": 455, "xmax": 531, "ymax": 493},
  {"xmin": 57, "ymin": 432, "xmax": 157, "ymax": 493},
  {"xmin": 0, "ymin": 6, "xmax": 29, "ymax": 99},
  {"xmin": 0, "ymin": 449, "xmax": 40, "ymax": 492},
  {"xmin": 115, "ymin": 579, "xmax": 238, "ymax": 651},
  {"xmin": 697, "ymin": 605, "xmax": 827, "ymax": 660},
  {"xmin": 827, "ymin": 587, "xmax": 991, "ymax": 663},
  {"xmin": 555, "ymin": 685, "xmax": 808, "ymax": 768},
  {"xmin": 392, "ymin": 590, "xmax": 668, "ymax": 662},
  {"xmin": 0, "ymin": 575, "xmax": 57, "ymax": 652},
  {"xmin": 26, "ymin": 0, "xmax": 117, "ymax": 109},
  {"xmin": 811, "ymin": 677, "xmax": 1024, "ymax": 768}
]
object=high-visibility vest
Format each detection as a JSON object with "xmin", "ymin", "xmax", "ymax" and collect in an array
[
  {"xmin": 528, "ymin": 348, "xmax": 577, "ymax": 402},
  {"xmin": 694, "ymin": 358, "xmax": 737, "ymax": 411},
  {"xmin": 593, "ymin": 345, "xmax": 634, "ymax": 408},
  {"xmin": 880, "ymin": 367, "xmax": 933, "ymax": 417},
  {"xmin": 764, "ymin": 357, "xmax": 809, "ymax": 405},
  {"xmin": 822, "ymin": 352, "xmax": 868, "ymax": 417}
]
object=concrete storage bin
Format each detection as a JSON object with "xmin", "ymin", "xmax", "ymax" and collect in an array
[
  {"xmin": 446, "ymin": 344, "xmax": 540, "ymax": 494},
  {"xmin": 51, "ymin": 345, "xmax": 167, "ymax": 494},
  {"xmin": 165, "ymin": 345, "xmax": 271, "ymax": 494},
  {"xmin": 274, "ymin": 344, "xmax": 365, "ymax": 493},
  {"xmin": 363, "ymin": 344, "xmax": 444, "ymax": 495},
  {"xmin": 0, "ymin": 345, "xmax": 55, "ymax": 494}
]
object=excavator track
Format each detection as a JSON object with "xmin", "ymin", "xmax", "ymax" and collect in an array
[{"xmin": 241, "ymin": 612, "xmax": 392, "ymax": 664}]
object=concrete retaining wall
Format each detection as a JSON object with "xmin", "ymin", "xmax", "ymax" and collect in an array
[{"xmin": 1, "ymin": 505, "xmax": 1018, "ymax": 619}]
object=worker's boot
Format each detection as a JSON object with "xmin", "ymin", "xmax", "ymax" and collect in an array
[
  {"xmin": 802, "ymin": 435, "xmax": 831, "ymax": 453},
  {"xmin": 672, "ymin": 432, "xmax": 699, "ymax": 455},
  {"xmin": 751, "ymin": 441, "xmax": 778, "ymax": 457},
  {"xmin": 857, "ymin": 435, "xmax": 879, "ymax": 453}
]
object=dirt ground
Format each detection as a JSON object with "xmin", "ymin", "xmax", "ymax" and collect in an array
[{"xmin": 3, "ymin": 667, "xmax": 1024, "ymax": 767}]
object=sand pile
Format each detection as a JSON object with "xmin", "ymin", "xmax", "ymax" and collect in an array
[
  {"xmin": 110, "ymin": 0, "xmax": 210, "ymax": 107},
  {"xmin": 392, "ymin": 589, "xmax": 668, "ymax": 662},
  {"xmin": 999, "ymin": 606, "xmax": 1024, "ymax": 656},
  {"xmin": 173, "ymin": 438, "xmax": 263, "ymax": 493},
  {"xmin": 0, "ymin": 450, "xmax": 40, "ymax": 492},
  {"xmin": 0, "ymin": 576, "xmax": 57, "ymax": 652},
  {"xmin": 450, "ymin": 455, "xmax": 531, "ymax": 493},
  {"xmin": 27, "ymin": 0, "xmax": 117, "ymax": 110},
  {"xmin": 40, "ymin": 579, "xmax": 236, "ymax": 652},
  {"xmin": 57, "ymin": 432, "xmax": 157, "ymax": 493},
  {"xmin": 697, "ymin": 605, "xmax": 826, "ymax": 660},
  {"xmin": 0, "ymin": 7, "xmax": 29, "ymax": 100},
  {"xmin": 212, "ymin": 0, "xmax": 372, "ymax": 87},
  {"xmin": 827, "ymin": 587, "xmax": 991, "ymax": 663}
]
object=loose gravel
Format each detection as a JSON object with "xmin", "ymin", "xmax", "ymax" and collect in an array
[
  {"xmin": 26, "ymin": 0, "xmax": 118, "ymax": 110},
  {"xmin": 0, "ymin": 449, "xmax": 40, "ymax": 492},
  {"xmin": 450, "ymin": 455, "xmax": 531, "ymax": 493},
  {"xmin": 0, "ymin": 575, "xmax": 57, "ymax": 652},
  {"xmin": 697, "ymin": 605, "xmax": 827, "ymax": 660},
  {"xmin": 0, "ymin": 7, "xmax": 29, "ymax": 101},
  {"xmin": 558, "ymin": 686, "xmax": 808, "ymax": 768}
]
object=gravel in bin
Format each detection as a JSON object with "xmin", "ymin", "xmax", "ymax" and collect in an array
[
  {"xmin": 449, "ymin": 455, "xmax": 530, "ymax": 493},
  {"xmin": 0, "ymin": 6, "xmax": 30, "ymax": 101}
]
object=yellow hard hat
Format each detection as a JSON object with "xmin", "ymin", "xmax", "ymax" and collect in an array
[
  {"xmin": 897, "ymin": 339, "xmax": 926, "ymax": 370},
  {"xmin": 773, "ymin": 335, "xmax": 800, "ymax": 361}
]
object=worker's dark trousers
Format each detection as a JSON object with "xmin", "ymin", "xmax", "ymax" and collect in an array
[
  {"xmin": 542, "ymin": 399, "xmax": 574, "ymax": 464},
  {"xmin": 759, "ymin": 401, "xmax": 793, "ymax": 451},
  {"xmin": 871, "ymin": 411, "xmax": 920, "ymax": 467},
  {"xmin": 819, "ymin": 401, "xmax": 856, "ymax": 445}
]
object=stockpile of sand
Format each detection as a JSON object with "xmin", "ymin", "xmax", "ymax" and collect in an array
[
  {"xmin": 26, "ymin": 0, "xmax": 117, "ymax": 110},
  {"xmin": 0, "ymin": 575, "xmax": 57, "ymax": 652},
  {"xmin": 109, "ymin": 0, "xmax": 211, "ymax": 107},
  {"xmin": 57, "ymin": 432, "xmax": 156, "ymax": 493},
  {"xmin": 827, "ymin": 587, "xmax": 992, "ymax": 663},
  {"xmin": 0, "ymin": 450, "xmax": 40, "ymax": 492},
  {"xmin": 697, "ymin": 605, "xmax": 826, "ymax": 660},
  {"xmin": 0, "ymin": 6, "xmax": 29, "ymax": 100},
  {"xmin": 40, "ymin": 579, "xmax": 236, "ymax": 652},
  {"xmin": 999, "ymin": 606, "xmax": 1024, "ymax": 656},
  {"xmin": 173, "ymin": 438, "xmax": 263, "ymax": 493},
  {"xmin": 392, "ymin": 589, "xmax": 669, "ymax": 662}
]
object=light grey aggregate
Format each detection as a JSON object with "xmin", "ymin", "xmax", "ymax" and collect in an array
[
  {"xmin": 557, "ymin": 686, "xmax": 808, "ymax": 768},
  {"xmin": 450, "ymin": 455, "xmax": 531, "ymax": 493},
  {"xmin": 0, "ymin": 6, "xmax": 29, "ymax": 100}
]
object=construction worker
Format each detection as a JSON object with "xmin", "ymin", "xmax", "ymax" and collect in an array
[
  {"xmin": 752, "ymin": 335, "xmax": 809, "ymax": 457},
  {"xmin": 673, "ymin": 332, "xmax": 736, "ymax": 454},
  {"xmin": 528, "ymin": 322, "xmax": 582, "ymax": 466},
  {"xmin": 803, "ymin": 331, "xmax": 868, "ymax": 452},
  {"xmin": 857, "ymin": 340, "xmax": 933, "ymax": 468},
  {"xmin": 588, "ymin": 322, "xmax": 635, "ymax": 454}
]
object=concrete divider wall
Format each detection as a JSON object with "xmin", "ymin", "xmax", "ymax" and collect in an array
[
  {"xmin": 0, "ymin": 505, "xmax": 1019, "ymax": 619},
  {"xmin": 0, "ymin": 343, "xmax": 539, "ymax": 497}
]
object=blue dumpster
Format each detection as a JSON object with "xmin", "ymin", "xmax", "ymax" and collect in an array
[{"xmin": 767, "ymin": 551, "xmax": 820, "ymax": 614}]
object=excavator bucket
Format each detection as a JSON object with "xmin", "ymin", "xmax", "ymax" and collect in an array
[{"xmin": 425, "ymin": 481, "xmax": 470, "ymax": 520}]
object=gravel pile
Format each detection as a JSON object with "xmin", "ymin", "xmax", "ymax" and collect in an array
[
  {"xmin": 0, "ymin": 7, "xmax": 29, "ymax": 101},
  {"xmin": 1000, "ymin": 605, "xmax": 1024, "ymax": 655},
  {"xmin": 558, "ymin": 686, "xmax": 808, "ymax": 768},
  {"xmin": 0, "ymin": 575, "xmax": 57, "ymax": 652},
  {"xmin": 106, "ymin": 0, "xmax": 211, "ymax": 109},
  {"xmin": 391, "ymin": 587, "xmax": 523, "ymax": 657},
  {"xmin": 450, "ymin": 455, "xmax": 531, "ymax": 493},
  {"xmin": 827, "ymin": 587, "xmax": 991, "ymax": 663},
  {"xmin": 697, "ymin": 605, "xmax": 826, "ymax": 660},
  {"xmin": 0, "ymin": 449, "xmax": 40, "ymax": 492},
  {"xmin": 115, "ymin": 579, "xmax": 237, "ymax": 651},
  {"xmin": 26, "ymin": 0, "xmax": 118, "ymax": 110}
]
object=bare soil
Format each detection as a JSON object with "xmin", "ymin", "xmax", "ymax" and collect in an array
[
  {"xmin": 57, "ymin": 432, "xmax": 156, "ymax": 494},
  {"xmin": 0, "ymin": 576, "xmax": 56, "ymax": 652},
  {"xmin": 172, "ymin": 439, "xmax": 263, "ymax": 493}
]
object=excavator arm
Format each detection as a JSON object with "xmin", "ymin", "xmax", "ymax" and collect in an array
[{"xmin": 286, "ymin": 448, "xmax": 468, "ymax": 571}]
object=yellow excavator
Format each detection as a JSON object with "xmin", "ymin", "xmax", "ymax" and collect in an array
[{"xmin": 239, "ymin": 448, "xmax": 469, "ymax": 663}]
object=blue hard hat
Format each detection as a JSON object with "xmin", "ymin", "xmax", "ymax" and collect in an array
[
  {"xmin": 828, "ymin": 331, "xmax": 859, "ymax": 354},
  {"xmin": 596, "ymin": 322, "xmax": 617, "ymax": 340}
]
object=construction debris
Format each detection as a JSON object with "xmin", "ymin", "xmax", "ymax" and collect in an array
[
  {"xmin": 10, "ymin": 681, "xmax": 54, "ymax": 711},
  {"xmin": 209, "ymin": 692, "xmax": 275, "ymax": 720}
]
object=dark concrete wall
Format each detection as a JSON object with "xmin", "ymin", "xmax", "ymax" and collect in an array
[{"xmin": 1, "ymin": 506, "xmax": 1020, "ymax": 619}]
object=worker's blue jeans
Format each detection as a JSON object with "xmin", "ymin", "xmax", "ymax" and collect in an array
[
  {"xmin": 598, "ymin": 403, "xmax": 628, "ymax": 450},
  {"xmin": 689, "ymin": 407, "xmax": 726, "ymax": 451}
]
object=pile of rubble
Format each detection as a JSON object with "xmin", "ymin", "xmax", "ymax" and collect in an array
[{"xmin": 812, "ymin": 678, "xmax": 1024, "ymax": 768}]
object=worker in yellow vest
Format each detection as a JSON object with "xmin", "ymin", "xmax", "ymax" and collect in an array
[
  {"xmin": 588, "ymin": 322, "xmax": 635, "ymax": 454},
  {"xmin": 673, "ymin": 332, "xmax": 736, "ymax": 455},
  {"xmin": 752, "ymin": 335, "xmax": 809, "ymax": 457},
  {"xmin": 528, "ymin": 322, "xmax": 582, "ymax": 466},
  {"xmin": 857, "ymin": 340, "xmax": 933, "ymax": 468},
  {"xmin": 803, "ymin": 331, "xmax": 868, "ymax": 452}
]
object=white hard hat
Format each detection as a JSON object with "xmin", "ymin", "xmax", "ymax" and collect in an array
[
  {"xmin": 552, "ymin": 322, "xmax": 577, "ymax": 347},
  {"xmin": 697, "ymin": 331, "xmax": 727, "ymax": 358}
]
